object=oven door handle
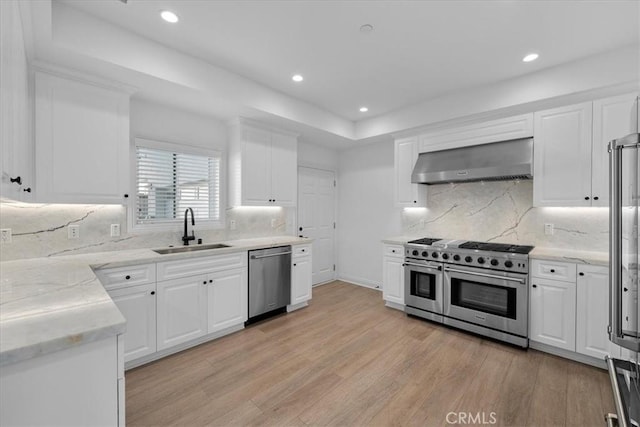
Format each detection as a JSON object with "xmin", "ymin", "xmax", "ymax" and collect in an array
[
  {"xmin": 403, "ymin": 262, "xmax": 442, "ymax": 271},
  {"xmin": 443, "ymin": 267, "xmax": 526, "ymax": 284}
]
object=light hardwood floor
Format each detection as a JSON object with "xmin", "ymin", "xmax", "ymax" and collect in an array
[{"xmin": 126, "ymin": 281, "xmax": 614, "ymax": 427}]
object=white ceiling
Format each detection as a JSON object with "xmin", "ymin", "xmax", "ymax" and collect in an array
[{"xmin": 58, "ymin": 0, "xmax": 639, "ymax": 122}]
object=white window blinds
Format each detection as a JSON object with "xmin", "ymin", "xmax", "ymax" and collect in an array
[{"xmin": 135, "ymin": 145, "xmax": 221, "ymax": 225}]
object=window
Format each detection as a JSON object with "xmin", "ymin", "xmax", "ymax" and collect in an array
[{"xmin": 133, "ymin": 139, "xmax": 222, "ymax": 228}]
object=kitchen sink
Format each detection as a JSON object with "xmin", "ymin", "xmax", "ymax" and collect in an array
[{"xmin": 153, "ymin": 243, "xmax": 231, "ymax": 255}]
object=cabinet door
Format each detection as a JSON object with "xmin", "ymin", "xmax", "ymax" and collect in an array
[
  {"xmin": 207, "ymin": 268, "xmax": 247, "ymax": 334},
  {"xmin": 576, "ymin": 265, "xmax": 620, "ymax": 358},
  {"xmin": 394, "ymin": 137, "xmax": 426, "ymax": 207},
  {"xmin": 530, "ymin": 277, "xmax": 576, "ymax": 351},
  {"xmin": 157, "ymin": 275, "xmax": 208, "ymax": 350},
  {"xmin": 108, "ymin": 284, "xmax": 156, "ymax": 362},
  {"xmin": 35, "ymin": 72, "xmax": 129, "ymax": 204},
  {"xmin": 382, "ymin": 255, "xmax": 404, "ymax": 305},
  {"xmin": 291, "ymin": 256, "xmax": 312, "ymax": 305},
  {"xmin": 1, "ymin": 0, "xmax": 32, "ymax": 201},
  {"xmin": 592, "ymin": 94, "xmax": 639, "ymax": 207},
  {"xmin": 270, "ymin": 132, "xmax": 297, "ymax": 206},
  {"xmin": 241, "ymin": 126, "xmax": 272, "ymax": 205},
  {"xmin": 533, "ymin": 103, "xmax": 592, "ymax": 207}
]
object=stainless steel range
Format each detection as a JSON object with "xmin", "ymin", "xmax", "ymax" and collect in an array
[{"xmin": 403, "ymin": 238, "xmax": 533, "ymax": 347}]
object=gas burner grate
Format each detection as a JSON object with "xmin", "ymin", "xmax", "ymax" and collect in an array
[
  {"xmin": 407, "ymin": 238, "xmax": 443, "ymax": 246},
  {"xmin": 458, "ymin": 241, "xmax": 534, "ymax": 254}
]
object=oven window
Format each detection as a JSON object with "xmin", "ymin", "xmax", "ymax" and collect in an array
[
  {"xmin": 450, "ymin": 278, "xmax": 517, "ymax": 319},
  {"xmin": 410, "ymin": 270, "xmax": 437, "ymax": 300}
]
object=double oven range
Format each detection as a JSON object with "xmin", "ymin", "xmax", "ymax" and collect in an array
[{"xmin": 404, "ymin": 237, "xmax": 533, "ymax": 348}]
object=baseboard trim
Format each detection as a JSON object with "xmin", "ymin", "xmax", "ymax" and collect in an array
[
  {"xmin": 124, "ymin": 323, "xmax": 245, "ymax": 370},
  {"xmin": 384, "ymin": 301, "xmax": 405, "ymax": 311},
  {"xmin": 529, "ymin": 340, "xmax": 606, "ymax": 370},
  {"xmin": 287, "ymin": 301, "xmax": 309, "ymax": 312},
  {"xmin": 337, "ymin": 275, "xmax": 381, "ymax": 291}
]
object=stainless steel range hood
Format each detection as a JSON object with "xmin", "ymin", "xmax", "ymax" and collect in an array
[{"xmin": 412, "ymin": 138, "xmax": 533, "ymax": 184}]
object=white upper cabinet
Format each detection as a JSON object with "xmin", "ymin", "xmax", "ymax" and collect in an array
[
  {"xmin": 394, "ymin": 137, "xmax": 426, "ymax": 207},
  {"xmin": 592, "ymin": 94, "xmax": 639, "ymax": 207},
  {"xmin": 533, "ymin": 94, "xmax": 638, "ymax": 207},
  {"xmin": 0, "ymin": 0, "xmax": 33, "ymax": 201},
  {"xmin": 34, "ymin": 70, "xmax": 130, "ymax": 204},
  {"xmin": 228, "ymin": 120, "xmax": 297, "ymax": 207},
  {"xmin": 533, "ymin": 102, "xmax": 593, "ymax": 207},
  {"xmin": 418, "ymin": 113, "xmax": 533, "ymax": 153}
]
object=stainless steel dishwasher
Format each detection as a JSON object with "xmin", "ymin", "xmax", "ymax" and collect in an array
[{"xmin": 248, "ymin": 246, "xmax": 292, "ymax": 320}]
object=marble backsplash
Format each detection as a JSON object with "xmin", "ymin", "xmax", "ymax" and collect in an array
[
  {"xmin": 0, "ymin": 201, "xmax": 293, "ymax": 261},
  {"xmin": 402, "ymin": 181, "xmax": 609, "ymax": 252}
]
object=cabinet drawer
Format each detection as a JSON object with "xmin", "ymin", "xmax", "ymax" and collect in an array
[
  {"xmin": 293, "ymin": 245, "xmax": 312, "ymax": 258},
  {"xmin": 157, "ymin": 252, "xmax": 247, "ymax": 281},
  {"xmin": 384, "ymin": 244, "xmax": 404, "ymax": 258},
  {"xmin": 95, "ymin": 263, "xmax": 156, "ymax": 290},
  {"xmin": 531, "ymin": 259, "xmax": 576, "ymax": 282}
]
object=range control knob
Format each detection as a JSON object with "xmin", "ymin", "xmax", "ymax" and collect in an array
[
  {"xmin": 421, "ymin": 251, "xmax": 428, "ymax": 257},
  {"xmin": 441, "ymin": 253, "xmax": 449, "ymax": 260},
  {"xmin": 453, "ymin": 254, "xmax": 460, "ymax": 261},
  {"xmin": 432, "ymin": 252, "xmax": 439, "ymax": 258},
  {"xmin": 504, "ymin": 260, "xmax": 514, "ymax": 268},
  {"xmin": 490, "ymin": 259, "xmax": 499, "ymax": 266},
  {"xmin": 477, "ymin": 257, "xmax": 485, "ymax": 264},
  {"xmin": 412, "ymin": 250, "xmax": 419, "ymax": 256},
  {"xmin": 465, "ymin": 256, "xmax": 473, "ymax": 263}
]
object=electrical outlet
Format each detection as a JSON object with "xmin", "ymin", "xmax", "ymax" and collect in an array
[
  {"xmin": 229, "ymin": 219, "xmax": 236, "ymax": 230},
  {"xmin": 544, "ymin": 223, "xmax": 554, "ymax": 236},
  {"xmin": 1, "ymin": 228, "xmax": 12, "ymax": 244},
  {"xmin": 110, "ymin": 224, "xmax": 120, "ymax": 237},
  {"xmin": 271, "ymin": 219, "xmax": 277, "ymax": 228},
  {"xmin": 68, "ymin": 224, "xmax": 80, "ymax": 239}
]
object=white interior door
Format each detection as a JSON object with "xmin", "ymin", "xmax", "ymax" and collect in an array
[{"xmin": 298, "ymin": 167, "xmax": 335, "ymax": 285}]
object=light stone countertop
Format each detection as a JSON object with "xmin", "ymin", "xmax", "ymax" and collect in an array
[
  {"xmin": 381, "ymin": 236, "xmax": 608, "ymax": 266},
  {"xmin": 0, "ymin": 236, "xmax": 311, "ymax": 366},
  {"xmin": 529, "ymin": 247, "xmax": 609, "ymax": 267}
]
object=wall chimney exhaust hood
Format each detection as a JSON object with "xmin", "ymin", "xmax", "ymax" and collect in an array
[{"xmin": 411, "ymin": 138, "xmax": 533, "ymax": 185}]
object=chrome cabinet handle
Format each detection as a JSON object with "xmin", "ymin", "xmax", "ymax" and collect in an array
[
  {"xmin": 250, "ymin": 251, "xmax": 292, "ymax": 259},
  {"xmin": 609, "ymin": 134, "xmax": 640, "ymax": 352},
  {"xmin": 444, "ymin": 267, "xmax": 525, "ymax": 284}
]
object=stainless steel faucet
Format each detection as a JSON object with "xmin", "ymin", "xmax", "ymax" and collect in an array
[{"xmin": 182, "ymin": 208, "xmax": 196, "ymax": 246}]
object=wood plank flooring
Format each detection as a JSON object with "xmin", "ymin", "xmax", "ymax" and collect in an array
[{"xmin": 125, "ymin": 281, "xmax": 615, "ymax": 427}]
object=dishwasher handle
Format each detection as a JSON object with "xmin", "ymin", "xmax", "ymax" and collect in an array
[{"xmin": 250, "ymin": 251, "xmax": 292, "ymax": 260}]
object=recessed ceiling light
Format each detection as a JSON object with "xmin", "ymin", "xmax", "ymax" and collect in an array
[
  {"xmin": 522, "ymin": 53, "xmax": 539, "ymax": 62},
  {"xmin": 359, "ymin": 107, "xmax": 369, "ymax": 112},
  {"xmin": 292, "ymin": 74, "xmax": 304, "ymax": 82},
  {"xmin": 360, "ymin": 24, "xmax": 374, "ymax": 33},
  {"xmin": 160, "ymin": 10, "xmax": 179, "ymax": 23}
]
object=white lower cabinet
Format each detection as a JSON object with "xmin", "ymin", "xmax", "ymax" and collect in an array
[
  {"xmin": 382, "ymin": 244, "xmax": 404, "ymax": 306},
  {"xmin": 576, "ymin": 265, "xmax": 620, "ymax": 359},
  {"xmin": 156, "ymin": 275, "xmax": 208, "ymax": 351},
  {"xmin": 292, "ymin": 255, "xmax": 312, "ymax": 305},
  {"xmin": 530, "ymin": 259, "xmax": 620, "ymax": 364},
  {"xmin": 0, "ymin": 336, "xmax": 121, "ymax": 426},
  {"xmin": 529, "ymin": 276, "xmax": 576, "ymax": 351},
  {"xmin": 108, "ymin": 284, "xmax": 157, "ymax": 362},
  {"xmin": 207, "ymin": 268, "xmax": 247, "ymax": 333}
]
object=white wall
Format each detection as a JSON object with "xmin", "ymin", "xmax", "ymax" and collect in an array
[
  {"xmin": 130, "ymin": 98, "xmax": 227, "ymax": 150},
  {"xmin": 337, "ymin": 139, "xmax": 401, "ymax": 288},
  {"xmin": 297, "ymin": 140, "xmax": 338, "ymax": 172}
]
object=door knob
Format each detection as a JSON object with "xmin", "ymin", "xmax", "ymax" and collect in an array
[{"xmin": 299, "ymin": 227, "xmax": 303, "ymax": 231}]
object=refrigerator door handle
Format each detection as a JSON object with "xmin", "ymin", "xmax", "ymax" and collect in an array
[{"xmin": 609, "ymin": 134, "xmax": 640, "ymax": 352}]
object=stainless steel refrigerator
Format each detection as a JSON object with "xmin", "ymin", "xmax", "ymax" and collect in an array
[{"xmin": 607, "ymin": 132, "xmax": 640, "ymax": 427}]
